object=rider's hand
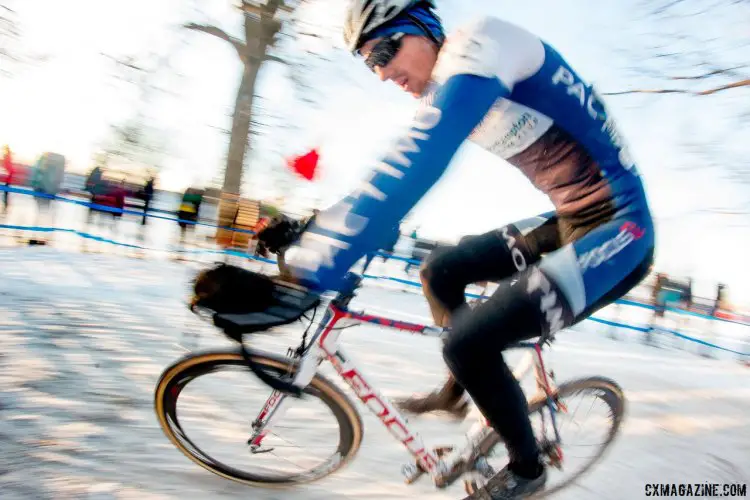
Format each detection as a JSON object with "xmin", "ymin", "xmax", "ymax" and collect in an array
[{"xmin": 256, "ymin": 215, "xmax": 305, "ymax": 255}]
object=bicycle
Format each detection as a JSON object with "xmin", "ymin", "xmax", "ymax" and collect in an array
[{"xmin": 154, "ymin": 256, "xmax": 626, "ymax": 497}]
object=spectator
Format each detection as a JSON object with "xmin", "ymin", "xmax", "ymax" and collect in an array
[
  {"xmin": 87, "ymin": 177, "xmax": 125, "ymax": 236},
  {"xmin": 713, "ymin": 283, "xmax": 731, "ymax": 316},
  {"xmin": 177, "ymin": 186, "xmax": 204, "ymax": 248},
  {"xmin": 29, "ymin": 152, "xmax": 65, "ymax": 245},
  {"xmin": 701, "ymin": 283, "xmax": 730, "ymax": 358},
  {"xmin": 674, "ymin": 277, "xmax": 694, "ymax": 341},
  {"xmin": 141, "ymin": 175, "xmax": 155, "ymax": 225},
  {"xmin": 2, "ymin": 145, "xmax": 13, "ymax": 214},
  {"xmin": 682, "ymin": 278, "xmax": 693, "ymax": 312},
  {"xmin": 113, "ymin": 179, "xmax": 126, "ymax": 223},
  {"xmin": 85, "ymin": 166, "xmax": 104, "ymax": 196},
  {"xmin": 404, "ymin": 227, "xmax": 420, "ymax": 274},
  {"xmin": 645, "ymin": 272, "xmax": 668, "ymax": 345}
]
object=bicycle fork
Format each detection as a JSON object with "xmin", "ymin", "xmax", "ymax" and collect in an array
[{"xmin": 247, "ymin": 313, "xmax": 332, "ymax": 452}]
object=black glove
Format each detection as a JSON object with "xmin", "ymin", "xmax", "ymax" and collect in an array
[{"xmin": 256, "ymin": 215, "xmax": 305, "ymax": 255}]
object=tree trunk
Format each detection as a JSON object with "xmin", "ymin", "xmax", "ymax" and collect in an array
[
  {"xmin": 216, "ymin": 62, "xmax": 260, "ymax": 248},
  {"xmin": 223, "ymin": 62, "xmax": 260, "ymax": 195}
]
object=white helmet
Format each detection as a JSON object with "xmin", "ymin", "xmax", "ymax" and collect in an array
[{"xmin": 343, "ymin": 0, "xmax": 437, "ymax": 53}]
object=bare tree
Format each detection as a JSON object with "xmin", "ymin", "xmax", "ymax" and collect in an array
[
  {"xmin": 184, "ymin": 0, "xmax": 352, "ymax": 194},
  {"xmin": 604, "ymin": 0, "xmax": 750, "ymax": 96},
  {"xmin": 96, "ymin": 38, "xmax": 188, "ymax": 176},
  {"xmin": 600, "ymin": 0, "xmax": 750, "ymax": 218},
  {"xmin": 603, "ymin": 71, "xmax": 750, "ymax": 96},
  {"xmin": 184, "ymin": 0, "xmax": 297, "ymax": 196},
  {"xmin": 0, "ymin": 4, "xmax": 18, "ymax": 63},
  {"xmin": 0, "ymin": 4, "xmax": 23, "ymax": 76},
  {"xmin": 0, "ymin": 2, "xmax": 51, "ymax": 76}
]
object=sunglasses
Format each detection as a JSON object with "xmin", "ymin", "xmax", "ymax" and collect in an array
[
  {"xmin": 360, "ymin": 13, "xmax": 444, "ymax": 74},
  {"xmin": 363, "ymin": 33, "xmax": 405, "ymax": 73}
]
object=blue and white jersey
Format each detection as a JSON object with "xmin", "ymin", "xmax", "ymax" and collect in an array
[{"xmin": 283, "ymin": 16, "xmax": 652, "ymax": 293}]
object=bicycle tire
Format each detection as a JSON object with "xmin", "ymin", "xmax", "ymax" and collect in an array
[
  {"xmin": 154, "ymin": 350, "xmax": 363, "ymax": 487},
  {"xmin": 469, "ymin": 376, "xmax": 626, "ymax": 497}
]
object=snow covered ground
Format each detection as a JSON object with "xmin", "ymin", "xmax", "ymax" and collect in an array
[{"xmin": 0, "ymin": 248, "xmax": 748, "ymax": 500}]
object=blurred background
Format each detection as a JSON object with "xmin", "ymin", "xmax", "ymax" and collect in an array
[
  {"xmin": 0, "ymin": 0, "xmax": 748, "ymax": 498},
  {"xmin": 1, "ymin": 0, "xmax": 748, "ymax": 307}
]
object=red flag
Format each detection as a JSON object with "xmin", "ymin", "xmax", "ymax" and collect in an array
[{"xmin": 287, "ymin": 148, "xmax": 319, "ymax": 181}]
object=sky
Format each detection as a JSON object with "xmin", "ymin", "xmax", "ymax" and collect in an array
[{"xmin": 0, "ymin": 0, "xmax": 748, "ymax": 302}]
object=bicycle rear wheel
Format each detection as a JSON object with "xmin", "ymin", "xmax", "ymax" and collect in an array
[
  {"xmin": 154, "ymin": 350, "xmax": 363, "ymax": 486},
  {"xmin": 468, "ymin": 376, "xmax": 625, "ymax": 497}
]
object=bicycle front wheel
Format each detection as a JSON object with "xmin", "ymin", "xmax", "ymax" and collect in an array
[{"xmin": 154, "ymin": 350, "xmax": 363, "ymax": 486}]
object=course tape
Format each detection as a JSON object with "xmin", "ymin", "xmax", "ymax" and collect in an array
[
  {"xmin": 590, "ymin": 316, "xmax": 748, "ymax": 356},
  {"xmin": 2, "ymin": 185, "xmax": 431, "ymax": 266},
  {"xmin": 0, "ymin": 185, "xmax": 256, "ymax": 234},
  {"xmin": 3, "ymin": 190, "xmax": 749, "ymax": 354},
  {"xmin": 3, "ymin": 219, "xmax": 747, "ymax": 323},
  {"xmin": 615, "ymin": 298, "xmax": 749, "ymax": 327}
]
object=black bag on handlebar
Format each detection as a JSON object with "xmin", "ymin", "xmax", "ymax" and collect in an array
[
  {"xmin": 192, "ymin": 263, "xmax": 277, "ymax": 316},
  {"xmin": 192, "ymin": 263, "xmax": 320, "ymax": 341},
  {"xmin": 191, "ymin": 263, "xmax": 321, "ymax": 396}
]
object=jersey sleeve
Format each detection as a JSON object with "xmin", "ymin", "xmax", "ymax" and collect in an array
[
  {"xmin": 432, "ymin": 16, "xmax": 545, "ymax": 91},
  {"xmin": 282, "ymin": 74, "xmax": 509, "ymax": 292}
]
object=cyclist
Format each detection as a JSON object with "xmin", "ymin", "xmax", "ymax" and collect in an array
[{"xmin": 260, "ymin": 1, "xmax": 656, "ymax": 497}]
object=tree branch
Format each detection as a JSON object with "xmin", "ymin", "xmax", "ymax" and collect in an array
[
  {"xmin": 697, "ymin": 79, "xmax": 750, "ymax": 95},
  {"xmin": 603, "ymin": 88, "xmax": 697, "ymax": 96},
  {"xmin": 101, "ymin": 53, "xmax": 144, "ymax": 72},
  {"xmin": 264, "ymin": 54, "xmax": 287, "ymax": 64},
  {"xmin": 603, "ymin": 79, "xmax": 750, "ymax": 96},
  {"xmin": 296, "ymin": 31, "xmax": 322, "ymax": 38},
  {"xmin": 183, "ymin": 22, "xmax": 248, "ymax": 63},
  {"xmin": 670, "ymin": 66, "xmax": 747, "ymax": 80}
]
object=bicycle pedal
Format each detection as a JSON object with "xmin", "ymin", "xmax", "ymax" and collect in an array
[
  {"xmin": 472, "ymin": 456, "xmax": 495, "ymax": 478},
  {"xmin": 401, "ymin": 463, "xmax": 423, "ymax": 484}
]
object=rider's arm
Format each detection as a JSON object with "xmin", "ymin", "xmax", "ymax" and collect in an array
[{"xmin": 282, "ymin": 73, "xmax": 509, "ymax": 292}]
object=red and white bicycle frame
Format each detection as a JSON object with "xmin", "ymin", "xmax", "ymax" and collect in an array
[{"xmin": 247, "ymin": 299, "xmax": 559, "ymax": 485}]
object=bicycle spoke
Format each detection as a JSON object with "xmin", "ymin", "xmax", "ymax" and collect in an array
[
  {"xmin": 563, "ymin": 442, "xmax": 608, "ymax": 448},
  {"xmin": 155, "ymin": 351, "xmax": 360, "ymax": 485},
  {"xmin": 478, "ymin": 378, "xmax": 626, "ymax": 497},
  {"xmin": 268, "ymin": 450, "xmax": 316, "ymax": 472},
  {"xmin": 269, "ymin": 431, "xmax": 331, "ymax": 453},
  {"xmin": 567, "ymin": 395, "xmax": 600, "ymax": 443},
  {"xmin": 271, "ymin": 425, "xmax": 340, "ymax": 431}
]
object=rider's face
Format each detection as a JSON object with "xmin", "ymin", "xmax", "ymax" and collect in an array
[{"xmin": 360, "ymin": 35, "xmax": 439, "ymax": 97}]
